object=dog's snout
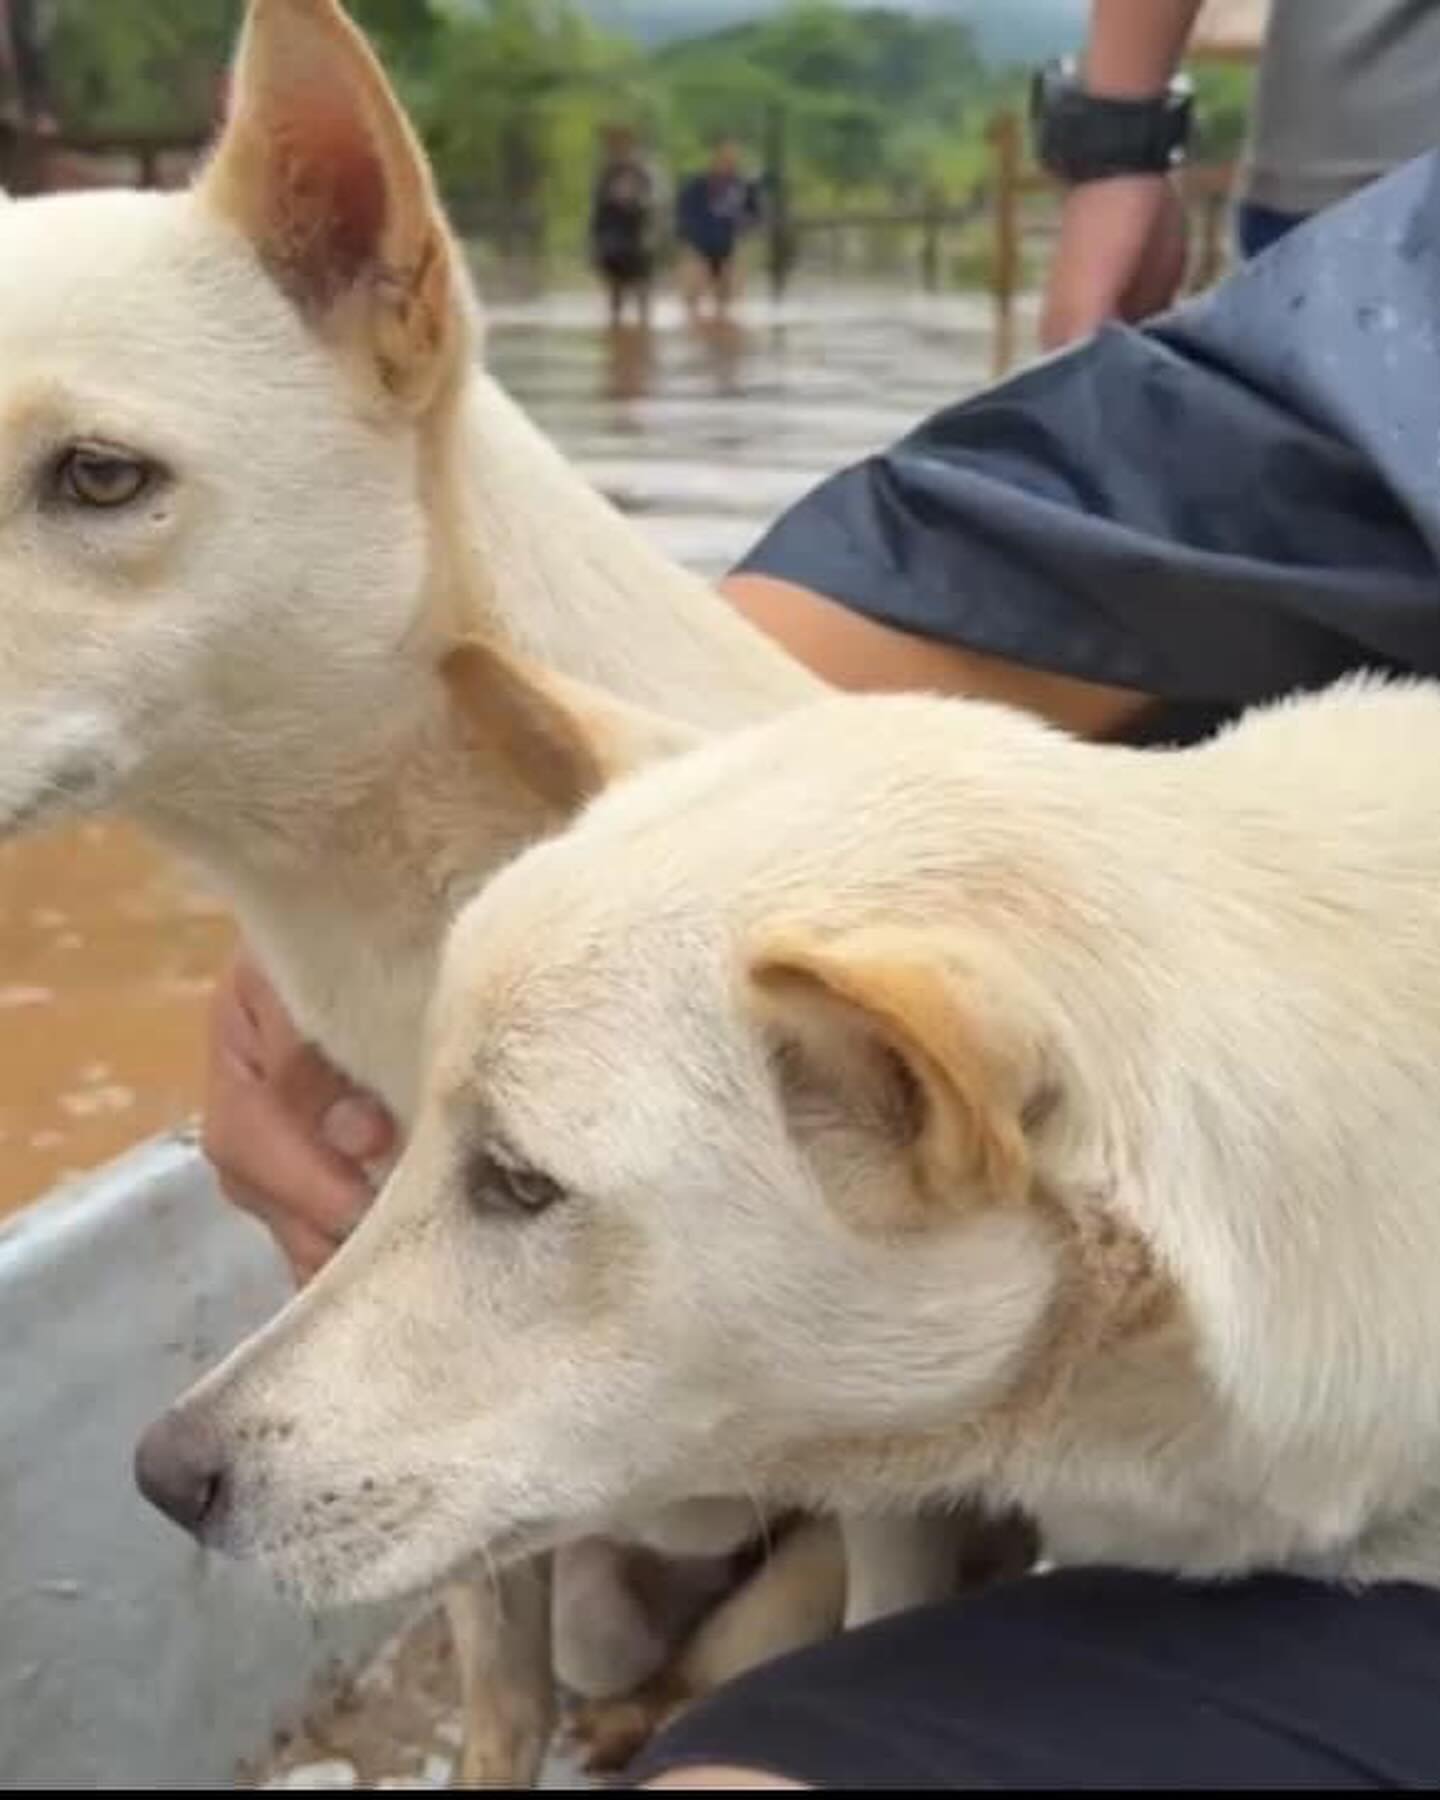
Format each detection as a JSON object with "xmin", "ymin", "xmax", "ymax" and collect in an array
[{"xmin": 134, "ymin": 1409, "xmax": 227, "ymax": 1538}]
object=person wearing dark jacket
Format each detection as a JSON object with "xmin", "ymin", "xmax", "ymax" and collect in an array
[{"xmin": 589, "ymin": 126, "xmax": 660, "ymax": 329}]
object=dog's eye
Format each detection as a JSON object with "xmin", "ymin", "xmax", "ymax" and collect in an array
[
  {"xmin": 54, "ymin": 443, "xmax": 154, "ymax": 510},
  {"xmin": 468, "ymin": 1150, "xmax": 566, "ymax": 1220}
]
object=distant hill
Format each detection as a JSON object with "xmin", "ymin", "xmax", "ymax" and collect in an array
[{"xmin": 579, "ymin": 1, "xmax": 1086, "ymax": 65}]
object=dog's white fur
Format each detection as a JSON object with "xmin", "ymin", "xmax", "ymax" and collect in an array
[
  {"xmin": 158, "ymin": 671, "xmax": 1440, "ymax": 1613},
  {"xmin": 0, "ymin": 0, "xmax": 984, "ymax": 1779},
  {"xmin": 0, "ymin": 4, "xmax": 805, "ymax": 1113}
]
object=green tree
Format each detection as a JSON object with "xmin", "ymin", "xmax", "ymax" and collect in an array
[
  {"xmin": 653, "ymin": 2, "xmax": 989, "ymax": 207},
  {"xmin": 347, "ymin": 0, "xmax": 443, "ymax": 68},
  {"xmin": 39, "ymin": 0, "xmax": 1027, "ymax": 266},
  {"xmin": 48, "ymin": 0, "xmax": 239, "ymax": 135},
  {"xmin": 1189, "ymin": 60, "xmax": 1255, "ymax": 165},
  {"xmin": 416, "ymin": 0, "xmax": 643, "ymax": 249},
  {"xmin": 45, "ymin": 0, "xmax": 444, "ymax": 137}
]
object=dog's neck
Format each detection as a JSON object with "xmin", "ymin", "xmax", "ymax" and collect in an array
[
  {"xmin": 137, "ymin": 368, "xmax": 816, "ymax": 1113},
  {"xmin": 451, "ymin": 373, "xmax": 815, "ymax": 727}
]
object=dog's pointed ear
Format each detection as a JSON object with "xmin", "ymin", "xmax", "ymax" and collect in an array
[
  {"xmin": 201, "ymin": 0, "xmax": 466, "ymax": 414},
  {"xmin": 749, "ymin": 925, "xmax": 1058, "ymax": 1216},
  {"xmin": 442, "ymin": 640, "xmax": 703, "ymax": 819}
]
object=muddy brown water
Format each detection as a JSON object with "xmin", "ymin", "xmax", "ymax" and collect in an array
[{"xmin": 0, "ymin": 287, "xmax": 1007, "ymax": 1220}]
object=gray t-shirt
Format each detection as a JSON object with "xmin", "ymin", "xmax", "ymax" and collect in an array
[{"xmin": 1241, "ymin": 0, "xmax": 1440, "ymax": 215}]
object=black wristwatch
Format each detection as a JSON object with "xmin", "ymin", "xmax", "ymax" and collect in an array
[{"xmin": 1030, "ymin": 57, "xmax": 1193, "ymax": 183}]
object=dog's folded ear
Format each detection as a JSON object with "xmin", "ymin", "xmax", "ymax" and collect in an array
[
  {"xmin": 201, "ymin": 0, "xmax": 466, "ymax": 415},
  {"xmin": 749, "ymin": 924, "xmax": 1060, "ymax": 1217},
  {"xmin": 442, "ymin": 639, "xmax": 703, "ymax": 818}
]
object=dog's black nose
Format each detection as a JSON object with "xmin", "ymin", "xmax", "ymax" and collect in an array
[{"xmin": 134, "ymin": 1409, "xmax": 227, "ymax": 1538}]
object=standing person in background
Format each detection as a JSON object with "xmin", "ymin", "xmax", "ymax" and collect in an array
[
  {"xmin": 1035, "ymin": 0, "xmax": 1440, "ymax": 350},
  {"xmin": 589, "ymin": 125, "xmax": 660, "ymax": 331},
  {"xmin": 674, "ymin": 138, "xmax": 762, "ymax": 325}
]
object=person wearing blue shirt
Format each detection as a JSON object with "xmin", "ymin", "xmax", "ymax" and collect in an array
[{"xmin": 674, "ymin": 138, "xmax": 762, "ymax": 323}]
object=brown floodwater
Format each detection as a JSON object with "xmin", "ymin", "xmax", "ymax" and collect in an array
[{"xmin": 0, "ymin": 286, "xmax": 1008, "ymax": 1218}]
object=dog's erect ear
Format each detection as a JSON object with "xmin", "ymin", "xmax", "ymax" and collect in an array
[
  {"xmin": 442, "ymin": 640, "xmax": 702, "ymax": 818},
  {"xmin": 749, "ymin": 925, "xmax": 1057, "ymax": 1217},
  {"xmin": 201, "ymin": 0, "xmax": 466, "ymax": 414}
]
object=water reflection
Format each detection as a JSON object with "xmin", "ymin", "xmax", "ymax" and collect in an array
[{"xmin": 601, "ymin": 321, "xmax": 656, "ymax": 401}]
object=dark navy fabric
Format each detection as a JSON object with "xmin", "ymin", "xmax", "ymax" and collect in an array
[
  {"xmin": 675, "ymin": 170, "xmax": 761, "ymax": 264},
  {"xmin": 1234, "ymin": 197, "xmax": 1309, "ymax": 259},
  {"xmin": 630, "ymin": 1568, "xmax": 1440, "ymax": 1789},
  {"xmin": 738, "ymin": 153, "xmax": 1440, "ymax": 721}
]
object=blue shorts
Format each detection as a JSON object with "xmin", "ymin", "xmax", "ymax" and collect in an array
[{"xmin": 1235, "ymin": 198, "xmax": 1308, "ymax": 259}]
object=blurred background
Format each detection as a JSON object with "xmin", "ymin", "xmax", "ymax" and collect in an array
[
  {"xmin": 0, "ymin": 1, "xmax": 1257, "ymax": 296},
  {"xmin": 0, "ymin": 0, "xmax": 1263, "ymax": 1218}
]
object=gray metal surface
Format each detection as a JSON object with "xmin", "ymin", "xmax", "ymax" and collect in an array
[{"xmin": 0, "ymin": 1138, "xmax": 391, "ymax": 1789}]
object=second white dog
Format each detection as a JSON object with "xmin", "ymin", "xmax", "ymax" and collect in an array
[{"xmin": 139, "ymin": 663, "xmax": 1440, "ymax": 1641}]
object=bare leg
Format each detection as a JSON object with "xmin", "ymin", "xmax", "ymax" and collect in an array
[
  {"xmin": 841, "ymin": 1513, "xmax": 960, "ymax": 1628},
  {"xmin": 842, "ymin": 1504, "xmax": 1035, "ymax": 1629},
  {"xmin": 554, "ymin": 1535, "xmax": 748, "ymax": 1702},
  {"xmin": 445, "ymin": 1557, "xmax": 555, "ymax": 1788},
  {"xmin": 570, "ymin": 1520, "xmax": 844, "ymax": 1774},
  {"xmin": 713, "ymin": 254, "xmax": 738, "ymax": 322},
  {"xmin": 680, "ymin": 251, "xmax": 707, "ymax": 323}
]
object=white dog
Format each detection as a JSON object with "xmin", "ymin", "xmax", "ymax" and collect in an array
[
  {"xmin": 0, "ymin": 0, "xmax": 1007, "ymax": 1778},
  {"xmin": 137, "ymin": 661, "xmax": 1440, "ymax": 1666}
]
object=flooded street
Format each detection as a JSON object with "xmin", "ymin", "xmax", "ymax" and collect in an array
[{"xmin": 0, "ymin": 286, "xmax": 1008, "ymax": 1218}]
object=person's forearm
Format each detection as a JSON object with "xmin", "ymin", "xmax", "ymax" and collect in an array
[
  {"xmin": 720, "ymin": 573, "xmax": 1151, "ymax": 741},
  {"xmin": 1083, "ymin": 0, "xmax": 1202, "ymax": 97}
]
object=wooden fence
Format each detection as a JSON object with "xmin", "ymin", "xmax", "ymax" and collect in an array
[{"xmin": 0, "ymin": 123, "xmax": 206, "ymax": 195}]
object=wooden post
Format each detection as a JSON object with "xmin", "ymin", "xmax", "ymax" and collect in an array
[
  {"xmin": 0, "ymin": 123, "xmax": 42, "ymax": 195},
  {"xmin": 764, "ymin": 100, "xmax": 792, "ymax": 304},
  {"xmin": 920, "ymin": 186, "xmax": 941, "ymax": 293},
  {"xmin": 987, "ymin": 110, "xmax": 1022, "ymax": 379},
  {"xmin": 1197, "ymin": 190, "xmax": 1223, "ymax": 290}
]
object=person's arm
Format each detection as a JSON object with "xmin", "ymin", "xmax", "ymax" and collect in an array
[
  {"xmin": 1039, "ymin": 0, "xmax": 1203, "ymax": 350},
  {"xmin": 1082, "ymin": 0, "xmax": 1201, "ymax": 97},
  {"xmin": 722, "ymin": 573, "xmax": 1147, "ymax": 739}
]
